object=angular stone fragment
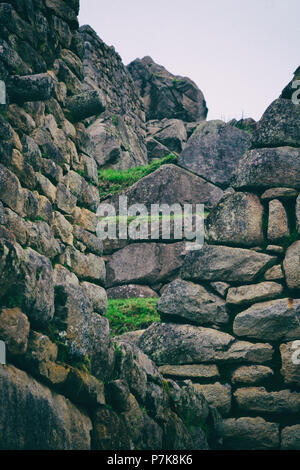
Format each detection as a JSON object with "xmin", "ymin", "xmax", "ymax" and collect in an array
[
  {"xmin": 107, "ymin": 284, "xmax": 158, "ymax": 299},
  {"xmin": 179, "ymin": 120, "xmax": 251, "ymax": 186},
  {"xmin": 264, "ymin": 264, "xmax": 284, "ymax": 281},
  {"xmin": 252, "ymin": 98, "xmax": 300, "ymax": 147},
  {"xmin": 181, "ymin": 245, "xmax": 276, "ymax": 283},
  {"xmin": 232, "ymin": 147, "xmax": 300, "ymax": 190},
  {"xmin": 194, "ymin": 382, "xmax": 231, "ymax": 417},
  {"xmin": 222, "ymin": 417, "xmax": 280, "ymax": 450},
  {"xmin": 231, "ymin": 366, "xmax": 273, "ymax": 385},
  {"xmin": 233, "ymin": 298, "xmax": 300, "ymax": 341},
  {"xmin": 281, "ymin": 425, "xmax": 300, "ymax": 450},
  {"xmin": 60, "ymin": 247, "xmax": 106, "ymax": 283},
  {"xmin": 0, "ymin": 307, "xmax": 30, "ymax": 355},
  {"xmin": 158, "ymin": 364, "xmax": 220, "ymax": 380},
  {"xmin": 234, "ymin": 387, "xmax": 300, "ymax": 414},
  {"xmin": 106, "ymin": 242, "xmax": 185, "ymax": 287},
  {"xmin": 66, "ymin": 90, "xmax": 106, "ymax": 121},
  {"xmin": 283, "ymin": 241, "xmax": 300, "ymax": 289},
  {"xmin": 157, "ymin": 279, "xmax": 229, "ymax": 326},
  {"xmin": 7, "ymin": 73, "xmax": 54, "ymax": 104},
  {"xmin": 280, "ymin": 342, "xmax": 300, "ymax": 386},
  {"xmin": 205, "ymin": 192, "xmax": 263, "ymax": 247},
  {"xmin": 81, "ymin": 281, "xmax": 108, "ymax": 315},
  {"xmin": 226, "ymin": 282, "xmax": 283, "ymax": 306},
  {"xmin": 138, "ymin": 323, "xmax": 273, "ymax": 365},
  {"xmin": 0, "ymin": 365, "xmax": 92, "ymax": 450},
  {"xmin": 261, "ymin": 187, "xmax": 298, "ymax": 200},
  {"xmin": 267, "ymin": 199, "xmax": 289, "ymax": 242}
]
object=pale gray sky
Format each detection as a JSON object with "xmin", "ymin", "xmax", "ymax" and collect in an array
[{"xmin": 79, "ymin": 0, "xmax": 300, "ymax": 121}]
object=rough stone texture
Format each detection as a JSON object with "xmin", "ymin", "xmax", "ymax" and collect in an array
[
  {"xmin": 158, "ymin": 364, "xmax": 220, "ymax": 381},
  {"xmin": 234, "ymin": 387, "xmax": 300, "ymax": 414},
  {"xmin": 231, "ymin": 366, "xmax": 274, "ymax": 385},
  {"xmin": 281, "ymin": 425, "xmax": 300, "ymax": 450},
  {"xmin": 81, "ymin": 26, "xmax": 147, "ymax": 170},
  {"xmin": 193, "ymin": 383, "xmax": 232, "ymax": 416},
  {"xmin": 146, "ymin": 118, "xmax": 187, "ymax": 154},
  {"xmin": 226, "ymin": 282, "xmax": 283, "ymax": 306},
  {"xmin": 280, "ymin": 342, "xmax": 300, "ymax": 386},
  {"xmin": 157, "ymin": 279, "xmax": 229, "ymax": 326},
  {"xmin": 182, "ymin": 245, "xmax": 276, "ymax": 283},
  {"xmin": 283, "ymin": 241, "xmax": 300, "ymax": 290},
  {"xmin": 267, "ymin": 199, "xmax": 289, "ymax": 243},
  {"xmin": 297, "ymin": 194, "xmax": 300, "ymax": 234},
  {"xmin": 233, "ymin": 298, "xmax": 300, "ymax": 341},
  {"xmin": 232, "ymin": 147, "xmax": 300, "ymax": 190},
  {"xmin": 0, "ymin": 365, "xmax": 92, "ymax": 450},
  {"xmin": 222, "ymin": 417, "xmax": 280, "ymax": 450},
  {"xmin": 205, "ymin": 192, "xmax": 264, "ymax": 246},
  {"xmin": 107, "ymin": 164, "xmax": 224, "ymax": 212},
  {"xmin": 128, "ymin": 56, "xmax": 207, "ymax": 122},
  {"xmin": 179, "ymin": 120, "xmax": 251, "ymax": 186},
  {"xmin": 264, "ymin": 264, "xmax": 284, "ymax": 281},
  {"xmin": 107, "ymin": 284, "xmax": 159, "ymax": 299},
  {"xmin": 60, "ymin": 247, "xmax": 106, "ymax": 284},
  {"xmin": 0, "ymin": 308, "xmax": 30, "ymax": 356},
  {"xmin": 138, "ymin": 323, "xmax": 273, "ymax": 365},
  {"xmin": 252, "ymin": 98, "xmax": 300, "ymax": 148},
  {"xmin": 81, "ymin": 282, "xmax": 108, "ymax": 315},
  {"xmin": 261, "ymin": 187, "xmax": 298, "ymax": 201},
  {"xmin": 106, "ymin": 242, "xmax": 185, "ymax": 287}
]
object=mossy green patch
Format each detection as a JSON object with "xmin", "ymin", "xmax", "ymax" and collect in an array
[{"xmin": 107, "ymin": 298, "xmax": 159, "ymax": 337}]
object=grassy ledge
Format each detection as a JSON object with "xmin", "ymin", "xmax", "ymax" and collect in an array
[
  {"xmin": 106, "ymin": 298, "xmax": 160, "ymax": 337},
  {"xmin": 98, "ymin": 153, "xmax": 178, "ymax": 200}
]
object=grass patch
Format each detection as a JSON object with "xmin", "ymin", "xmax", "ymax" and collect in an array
[
  {"xmin": 106, "ymin": 298, "xmax": 159, "ymax": 337},
  {"xmin": 98, "ymin": 153, "xmax": 178, "ymax": 200}
]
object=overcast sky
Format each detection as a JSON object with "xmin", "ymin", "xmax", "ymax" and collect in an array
[{"xmin": 79, "ymin": 0, "xmax": 300, "ymax": 121}]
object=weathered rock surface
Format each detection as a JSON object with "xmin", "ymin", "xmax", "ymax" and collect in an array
[
  {"xmin": 232, "ymin": 147, "xmax": 300, "ymax": 190},
  {"xmin": 0, "ymin": 365, "xmax": 92, "ymax": 450},
  {"xmin": 281, "ymin": 425, "xmax": 300, "ymax": 450},
  {"xmin": 158, "ymin": 364, "xmax": 220, "ymax": 381},
  {"xmin": 231, "ymin": 366, "xmax": 274, "ymax": 385},
  {"xmin": 107, "ymin": 164, "xmax": 224, "ymax": 211},
  {"xmin": 267, "ymin": 199, "xmax": 289, "ymax": 242},
  {"xmin": 205, "ymin": 192, "xmax": 264, "ymax": 246},
  {"xmin": 222, "ymin": 417, "xmax": 280, "ymax": 450},
  {"xmin": 234, "ymin": 387, "xmax": 300, "ymax": 414},
  {"xmin": 106, "ymin": 242, "xmax": 185, "ymax": 287},
  {"xmin": 193, "ymin": 382, "xmax": 232, "ymax": 416},
  {"xmin": 0, "ymin": 307, "xmax": 30, "ymax": 356},
  {"xmin": 179, "ymin": 120, "xmax": 251, "ymax": 186},
  {"xmin": 128, "ymin": 56, "xmax": 207, "ymax": 122},
  {"xmin": 226, "ymin": 282, "xmax": 283, "ymax": 306},
  {"xmin": 107, "ymin": 284, "xmax": 159, "ymax": 299},
  {"xmin": 157, "ymin": 279, "xmax": 229, "ymax": 326},
  {"xmin": 138, "ymin": 323, "xmax": 273, "ymax": 365},
  {"xmin": 182, "ymin": 245, "xmax": 276, "ymax": 283},
  {"xmin": 283, "ymin": 241, "xmax": 300, "ymax": 290},
  {"xmin": 233, "ymin": 298, "xmax": 300, "ymax": 341},
  {"xmin": 280, "ymin": 342, "xmax": 300, "ymax": 386},
  {"xmin": 252, "ymin": 98, "xmax": 300, "ymax": 148}
]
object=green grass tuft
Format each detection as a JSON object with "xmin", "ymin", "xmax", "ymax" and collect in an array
[
  {"xmin": 98, "ymin": 154, "xmax": 178, "ymax": 200},
  {"xmin": 106, "ymin": 298, "xmax": 159, "ymax": 337}
]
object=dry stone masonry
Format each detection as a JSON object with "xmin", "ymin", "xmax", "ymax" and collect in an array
[
  {"xmin": 0, "ymin": 0, "xmax": 219, "ymax": 450},
  {"xmin": 0, "ymin": 0, "xmax": 300, "ymax": 452}
]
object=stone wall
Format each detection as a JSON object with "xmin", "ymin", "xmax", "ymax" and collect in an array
[
  {"xmin": 136, "ymin": 85, "xmax": 300, "ymax": 450},
  {"xmin": 0, "ymin": 0, "xmax": 218, "ymax": 450}
]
